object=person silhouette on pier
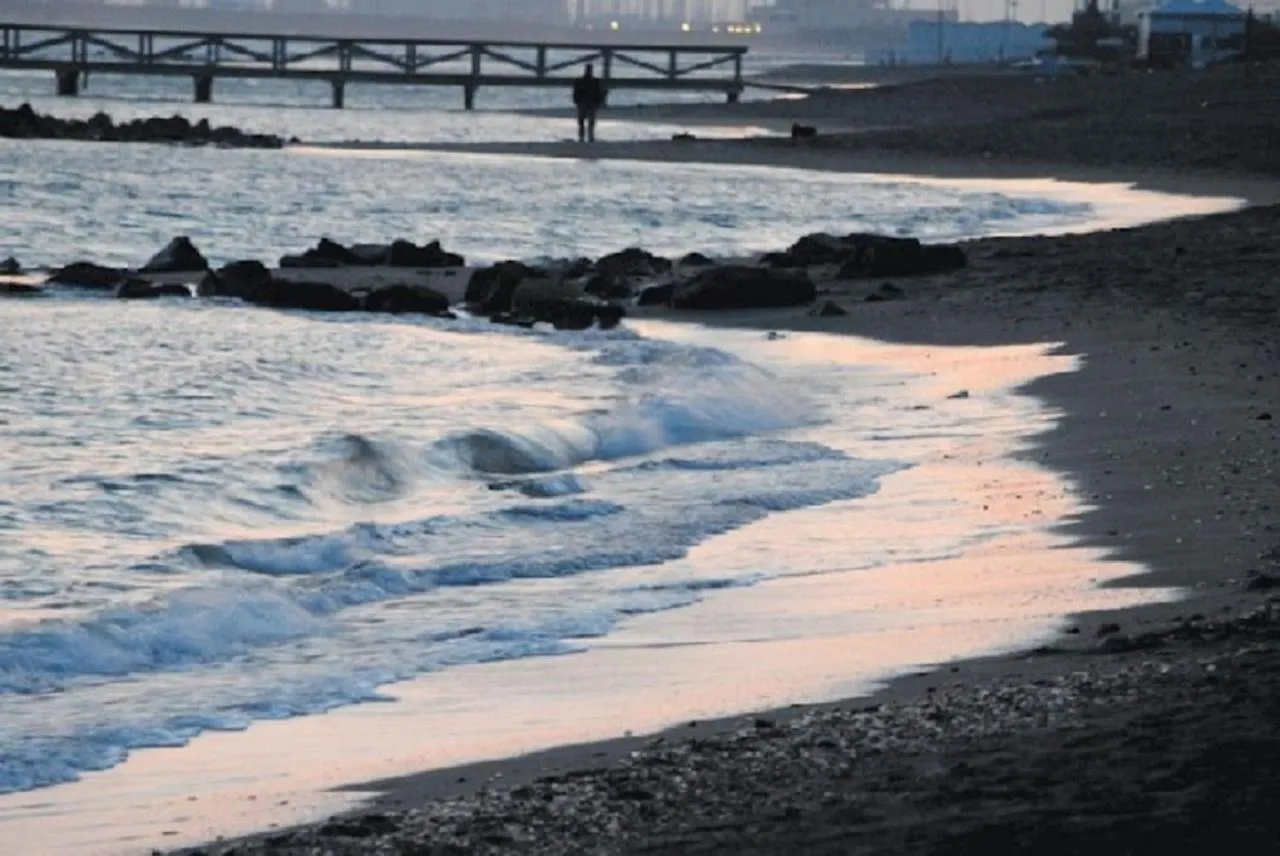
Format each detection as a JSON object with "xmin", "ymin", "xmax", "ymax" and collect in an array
[{"xmin": 572, "ymin": 64, "xmax": 606, "ymax": 143}]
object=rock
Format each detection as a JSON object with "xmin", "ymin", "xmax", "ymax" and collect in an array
[
  {"xmin": 140, "ymin": 236, "xmax": 208, "ymax": 273},
  {"xmin": 791, "ymin": 123, "xmax": 818, "ymax": 139},
  {"xmin": 385, "ymin": 239, "xmax": 465, "ymax": 268},
  {"xmin": 466, "ymin": 261, "xmax": 545, "ymax": 315},
  {"xmin": 198, "ymin": 260, "xmax": 273, "ymax": 299},
  {"xmin": 637, "ymin": 282, "xmax": 676, "ymax": 307},
  {"xmin": 348, "ymin": 244, "xmax": 389, "ymax": 265},
  {"xmin": 115, "ymin": 278, "xmax": 192, "ymax": 299},
  {"xmin": 772, "ymin": 232, "xmax": 967, "ymax": 277},
  {"xmin": 583, "ymin": 272, "xmax": 634, "ymax": 300},
  {"xmin": 0, "ymin": 282, "xmax": 42, "ymax": 296},
  {"xmin": 595, "ymin": 247, "xmax": 671, "ymax": 280},
  {"xmin": 45, "ymin": 261, "xmax": 127, "ymax": 289},
  {"xmin": 247, "ymin": 280, "xmax": 361, "ymax": 312},
  {"xmin": 0, "ymin": 256, "xmax": 20, "ymax": 275},
  {"xmin": 669, "ymin": 265, "xmax": 816, "ymax": 310},
  {"xmin": 809, "ymin": 300, "xmax": 848, "ymax": 317},
  {"xmin": 777, "ymin": 233, "xmax": 850, "ymax": 267},
  {"xmin": 279, "ymin": 238, "xmax": 365, "ymax": 268},
  {"xmin": 279, "ymin": 254, "xmax": 341, "ymax": 269},
  {"xmin": 365, "ymin": 283, "xmax": 450, "ymax": 315},
  {"xmin": 679, "ymin": 252, "xmax": 715, "ymax": 267},
  {"xmin": 836, "ymin": 237, "xmax": 966, "ymax": 278}
]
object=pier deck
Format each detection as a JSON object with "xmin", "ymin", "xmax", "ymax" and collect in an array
[{"xmin": 0, "ymin": 22, "xmax": 748, "ymax": 108}]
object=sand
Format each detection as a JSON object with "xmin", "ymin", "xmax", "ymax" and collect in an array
[{"xmin": 143, "ymin": 62, "xmax": 1280, "ymax": 854}]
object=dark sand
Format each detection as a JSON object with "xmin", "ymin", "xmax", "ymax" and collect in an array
[{"xmin": 177, "ymin": 68, "xmax": 1280, "ymax": 855}]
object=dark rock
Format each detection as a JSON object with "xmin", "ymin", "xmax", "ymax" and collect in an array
[
  {"xmin": 583, "ymin": 272, "xmax": 634, "ymax": 300},
  {"xmin": 140, "ymin": 236, "xmax": 208, "ymax": 273},
  {"xmin": 669, "ymin": 265, "xmax": 816, "ymax": 310},
  {"xmin": 511, "ymin": 278, "xmax": 621, "ymax": 330},
  {"xmin": 760, "ymin": 251, "xmax": 796, "ymax": 268},
  {"xmin": 595, "ymin": 247, "xmax": 671, "ymax": 280},
  {"xmin": 595, "ymin": 304, "xmax": 625, "ymax": 330},
  {"xmin": 637, "ymin": 282, "xmax": 676, "ymax": 307},
  {"xmin": 115, "ymin": 278, "xmax": 192, "ymax": 299},
  {"xmin": 0, "ymin": 282, "xmax": 42, "ymax": 296},
  {"xmin": 0, "ymin": 256, "xmax": 20, "ymax": 275},
  {"xmin": 679, "ymin": 252, "xmax": 715, "ymax": 267},
  {"xmin": 563, "ymin": 257, "xmax": 594, "ymax": 279},
  {"xmin": 46, "ymin": 261, "xmax": 127, "ymax": 289},
  {"xmin": 1258, "ymin": 412, "xmax": 1273, "ymax": 421},
  {"xmin": 809, "ymin": 299, "xmax": 848, "ymax": 317},
  {"xmin": 365, "ymin": 283, "xmax": 450, "ymax": 315},
  {"xmin": 385, "ymin": 239, "xmax": 464, "ymax": 268},
  {"xmin": 672, "ymin": 132, "xmax": 697, "ymax": 141},
  {"xmin": 466, "ymin": 261, "xmax": 544, "ymax": 315},
  {"xmin": 791, "ymin": 123, "xmax": 818, "ymax": 139},
  {"xmin": 490, "ymin": 312, "xmax": 537, "ymax": 329},
  {"xmin": 279, "ymin": 238, "xmax": 365, "ymax": 269},
  {"xmin": 247, "ymin": 280, "xmax": 361, "ymax": 312},
  {"xmin": 348, "ymin": 243, "xmax": 389, "ymax": 265},
  {"xmin": 279, "ymin": 254, "xmax": 341, "ymax": 269},
  {"xmin": 773, "ymin": 232, "xmax": 967, "ymax": 278},
  {"xmin": 198, "ymin": 260, "xmax": 272, "ymax": 299},
  {"xmin": 1096, "ymin": 622, "xmax": 1122, "ymax": 637}
]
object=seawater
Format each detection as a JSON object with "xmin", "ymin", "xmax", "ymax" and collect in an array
[{"xmin": 0, "ymin": 68, "xmax": 1218, "ymax": 806}]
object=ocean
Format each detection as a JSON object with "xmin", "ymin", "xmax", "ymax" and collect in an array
[{"xmin": 0, "ymin": 65, "xmax": 1224, "ymax": 853}]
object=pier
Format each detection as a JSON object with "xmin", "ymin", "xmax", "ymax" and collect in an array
[{"xmin": 0, "ymin": 22, "xmax": 748, "ymax": 108}]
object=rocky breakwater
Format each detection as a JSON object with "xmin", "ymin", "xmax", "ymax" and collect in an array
[
  {"xmin": 631, "ymin": 233, "xmax": 967, "ymax": 311},
  {"xmin": 0, "ymin": 103, "xmax": 287, "ymax": 148},
  {"xmin": 43, "ymin": 235, "xmax": 460, "ymax": 316}
]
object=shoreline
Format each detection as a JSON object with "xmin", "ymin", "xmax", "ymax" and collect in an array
[
  {"xmin": 6, "ymin": 75, "xmax": 1280, "ymax": 848},
  {"xmin": 148, "ymin": 191, "xmax": 1280, "ymax": 851},
  {"xmin": 301, "ymin": 138, "xmax": 1280, "ymax": 212}
]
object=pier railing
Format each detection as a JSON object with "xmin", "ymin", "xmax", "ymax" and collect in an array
[{"xmin": 0, "ymin": 23, "xmax": 748, "ymax": 107}]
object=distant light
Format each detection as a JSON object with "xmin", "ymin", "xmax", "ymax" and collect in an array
[
  {"xmin": 610, "ymin": 20, "xmax": 619, "ymax": 31},
  {"xmin": 681, "ymin": 22, "xmax": 691, "ymax": 32},
  {"xmin": 754, "ymin": 23, "xmax": 763, "ymax": 33},
  {"xmin": 712, "ymin": 25, "xmax": 720, "ymax": 32}
]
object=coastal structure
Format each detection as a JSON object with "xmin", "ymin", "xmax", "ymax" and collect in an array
[
  {"xmin": 0, "ymin": 20, "xmax": 748, "ymax": 107},
  {"xmin": 1137, "ymin": 0, "xmax": 1248, "ymax": 67},
  {"xmin": 866, "ymin": 18, "xmax": 1053, "ymax": 63}
]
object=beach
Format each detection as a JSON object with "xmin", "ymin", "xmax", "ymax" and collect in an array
[
  {"xmin": 161, "ymin": 198, "xmax": 1280, "ymax": 854},
  {"xmin": 3, "ymin": 60, "xmax": 1280, "ymax": 855},
  {"xmin": 180, "ymin": 66, "xmax": 1280, "ymax": 854}
]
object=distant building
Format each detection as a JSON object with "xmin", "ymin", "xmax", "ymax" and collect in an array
[
  {"xmin": 1137, "ymin": 0, "xmax": 1247, "ymax": 67},
  {"xmin": 866, "ymin": 19, "xmax": 1053, "ymax": 63}
]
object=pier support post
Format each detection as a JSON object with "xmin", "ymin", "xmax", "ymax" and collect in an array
[
  {"xmin": 463, "ymin": 84, "xmax": 477, "ymax": 111},
  {"xmin": 331, "ymin": 80, "xmax": 345, "ymax": 109},
  {"xmin": 193, "ymin": 74, "xmax": 214, "ymax": 104},
  {"xmin": 55, "ymin": 68, "xmax": 80, "ymax": 97},
  {"xmin": 726, "ymin": 90, "xmax": 740, "ymax": 104}
]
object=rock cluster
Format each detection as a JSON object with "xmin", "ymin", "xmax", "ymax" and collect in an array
[
  {"xmin": 279, "ymin": 238, "xmax": 465, "ymax": 269},
  {"xmin": 764, "ymin": 232, "xmax": 967, "ymax": 277},
  {"xmin": 465, "ymin": 260, "xmax": 624, "ymax": 331},
  {"xmin": 0, "ymin": 103, "xmax": 287, "ymax": 148},
  {"xmin": 43, "ymin": 239, "xmax": 454, "ymax": 317}
]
